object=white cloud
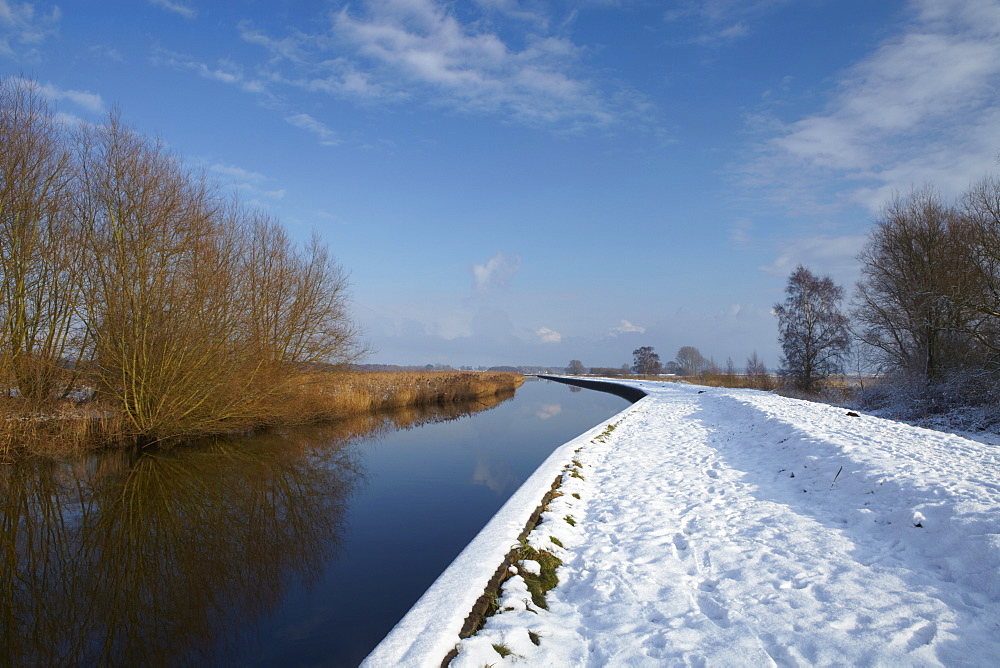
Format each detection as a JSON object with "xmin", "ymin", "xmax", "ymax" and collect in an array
[
  {"xmin": 239, "ymin": 0, "xmax": 641, "ymax": 129},
  {"xmin": 471, "ymin": 251, "xmax": 521, "ymax": 296},
  {"xmin": 149, "ymin": 0, "xmax": 196, "ymax": 20},
  {"xmin": 610, "ymin": 319, "xmax": 645, "ymax": 335},
  {"xmin": 284, "ymin": 112, "xmax": 340, "ymax": 146},
  {"xmin": 6, "ymin": 77, "xmax": 104, "ymax": 113},
  {"xmin": 758, "ymin": 234, "xmax": 868, "ymax": 288},
  {"xmin": 536, "ymin": 327, "xmax": 562, "ymax": 343},
  {"xmin": 211, "ymin": 163, "xmax": 267, "ymax": 183},
  {"xmin": 0, "ymin": 2, "xmax": 60, "ymax": 59},
  {"xmin": 752, "ymin": 0, "xmax": 1000, "ymax": 210}
]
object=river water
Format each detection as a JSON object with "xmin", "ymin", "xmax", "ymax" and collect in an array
[{"xmin": 1, "ymin": 377, "xmax": 629, "ymax": 666}]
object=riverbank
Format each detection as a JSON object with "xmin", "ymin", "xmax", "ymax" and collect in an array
[
  {"xmin": 366, "ymin": 378, "xmax": 1000, "ymax": 666},
  {"xmin": 0, "ymin": 371, "xmax": 524, "ymax": 460}
]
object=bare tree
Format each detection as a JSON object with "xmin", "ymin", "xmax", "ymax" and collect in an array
[
  {"xmin": 566, "ymin": 359, "xmax": 585, "ymax": 375},
  {"xmin": 631, "ymin": 346, "xmax": 661, "ymax": 375},
  {"xmin": 853, "ymin": 187, "xmax": 985, "ymax": 382},
  {"xmin": 775, "ymin": 265, "xmax": 850, "ymax": 393},
  {"xmin": 960, "ymin": 175, "xmax": 1000, "ymax": 360},
  {"xmin": 675, "ymin": 346, "xmax": 704, "ymax": 376},
  {"xmin": 0, "ymin": 78, "xmax": 85, "ymax": 400}
]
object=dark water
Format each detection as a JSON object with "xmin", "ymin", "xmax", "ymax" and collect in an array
[{"xmin": 1, "ymin": 378, "xmax": 628, "ymax": 667}]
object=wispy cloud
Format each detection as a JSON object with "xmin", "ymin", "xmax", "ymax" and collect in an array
[
  {"xmin": 152, "ymin": 46, "xmax": 266, "ymax": 94},
  {"xmin": 471, "ymin": 251, "xmax": 521, "ymax": 297},
  {"xmin": 333, "ymin": 0, "xmax": 616, "ymax": 126},
  {"xmin": 748, "ymin": 0, "xmax": 1000, "ymax": 211},
  {"xmin": 208, "ymin": 162, "xmax": 286, "ymax": 200},
  {"xmin": 6, "ymin": 76, "xmax": 104, "ymax": 113},
  {"xmin": 0, "ymin": 1, "xmax": 61, "ymax": 60},
  {"xmin": 664, "ymin": 0, "xmax": 792, "ymax": 45},
  {"xmin": 284, "ymin": 112, "xmax": 340, "ymax": 146},
  {"xmin": 149, "ymin": 0, "xmax": 196, "ymax": 20},
  {"xmin": 758, "ymin": 234, "xmax": 868, "ymax": 288},
  {"xmin": 42, "ymin": 84, "xmax": 103, "ymax": 113},
  {"xmin": 239, "ymin": 0, "xmax": 643, "ymax": 129},
  {"xmin": 88, "ymin": 43, "xmax": 124, "ymax": 62},
  {"xmin": 211, "ymin": 162, "xmax": 267, "ymax": 183},
  {"xmin": 728, "ymin": 218, "xmax": 754, "ymax": 247}
]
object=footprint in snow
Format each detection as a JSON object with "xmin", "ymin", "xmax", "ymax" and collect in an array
[
  {"xmin": 696, "ymin": 595, "xmax": 732, "ymax": 628},
  {"xmin": 906, "ymin": 622, "xmax": 938, "ymax": 649}
]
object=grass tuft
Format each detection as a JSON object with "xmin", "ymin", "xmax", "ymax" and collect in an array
[
  {"xmin": 492, "ymin": 642, "xmax": 512, "ymax": 658},
  {"xmin": 516, "ymin": 543, "xmax": 563, "ymax": 609}
]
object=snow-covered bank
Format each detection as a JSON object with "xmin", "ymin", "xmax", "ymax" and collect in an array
[
  {"xmin": 361, "ymin": 391, "xmax": 638, "ymax": 667},
  {"xmin": 368, "ymin": 380, "xmax": 1000, "ymax": 666}
]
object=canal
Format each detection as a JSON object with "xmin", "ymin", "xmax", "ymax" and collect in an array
[{"xmin": 1, "ymin": 377, "xmax": 629, "ymax": 666}]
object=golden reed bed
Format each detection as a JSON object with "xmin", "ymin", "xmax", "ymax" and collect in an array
[{"xmin": 1, "ymin": 371, "xmax": 525, "ymax": 460}]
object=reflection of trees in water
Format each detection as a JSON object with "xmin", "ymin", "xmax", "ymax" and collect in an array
[
  {"xmin": 1, "ymin": 430, "xmax": 361, "ymax": 666},
  {"xmin": 0, "ymin": 390, "xmax": 515, "ymax": 666}
]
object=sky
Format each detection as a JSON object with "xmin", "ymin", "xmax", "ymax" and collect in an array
[{"xmin": 2, "ymin": 0, "xmax": 999, "ymax": 369}]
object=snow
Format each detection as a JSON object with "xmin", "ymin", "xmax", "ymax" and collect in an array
[{"xmin": 365, "ymin": 380, "xmax": 1000, "ymax": 667}]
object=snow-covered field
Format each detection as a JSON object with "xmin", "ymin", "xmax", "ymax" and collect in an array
[{"xmin": 366, "ymin": 380, "xmax": 1000, "ymax": 667}]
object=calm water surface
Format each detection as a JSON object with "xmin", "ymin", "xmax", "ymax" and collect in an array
[{"xmin": 1, "ymin": 378, "xmax": 627, "ymax": 666}]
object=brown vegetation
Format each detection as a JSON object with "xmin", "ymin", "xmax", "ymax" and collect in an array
[
  {"xmin": 281, "ymin": 370, "xmax": 525, "ymax": 422},
  {"xmin": 1, "ymin": 78, "xmax": 380, "ymax": 454},
  {"xmin": 0, "ymin": 370, "xmax": 524, "ymax": 461}
]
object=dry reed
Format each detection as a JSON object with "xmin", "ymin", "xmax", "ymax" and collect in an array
[{"xmin": 0, "ymin": 371, "xmax": 525, "ymax": 461}]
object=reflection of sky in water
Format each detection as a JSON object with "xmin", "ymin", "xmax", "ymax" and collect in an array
[
  {"xmin": 471, "ymin": 455, "xmax": 517, "ymax": 494},
  {"xmin": 535, "ymin": 403, "xmax": 562, "ymax": 419},
  {"xmin": 3, "ymin": 379, "xmax": 628, "ymax": 666}
]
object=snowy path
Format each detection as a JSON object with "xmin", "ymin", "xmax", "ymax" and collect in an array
[{"xmin": 450, "ymin": 382, "xmax": 1000, "ymax": 666}]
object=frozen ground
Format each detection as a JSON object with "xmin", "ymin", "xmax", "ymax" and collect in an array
[{"xmin": 366, "ymin": 380, "xmax": 1000, "ymax": 667}]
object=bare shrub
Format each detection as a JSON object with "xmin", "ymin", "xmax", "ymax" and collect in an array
[{"xmin": 745, "ymin": 351, "xmax": 774, "ymax": 390}]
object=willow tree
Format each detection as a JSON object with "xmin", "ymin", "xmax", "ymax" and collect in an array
[{"xmin": 73, "ymin": 113, "xmax": 364, "ymax": 441}]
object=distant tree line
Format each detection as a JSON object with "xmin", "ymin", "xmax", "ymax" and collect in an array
[
  {"xmin": 0, "ymin": 79, "xmax": 364, "ymax": 442},
  {"xmin": 563, "ymin": 347, "xmax": 775, "ymax": 391}
]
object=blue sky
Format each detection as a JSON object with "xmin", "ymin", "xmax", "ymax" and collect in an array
[{"xmin": 3, "ymin": 0, "xmax": 999, "ymax": 369}]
